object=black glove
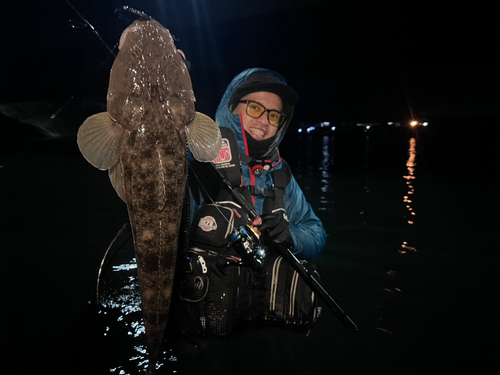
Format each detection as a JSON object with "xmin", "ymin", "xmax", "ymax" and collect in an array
[{"xmin": 258, "ymin": 209, "xmax": 294, "ymax": 249}]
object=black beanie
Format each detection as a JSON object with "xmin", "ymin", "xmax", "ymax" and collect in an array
[{"xmin": 229, "ymin": 71, "xmax": 299, "ymax": 112}]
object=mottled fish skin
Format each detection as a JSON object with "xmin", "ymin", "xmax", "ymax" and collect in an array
[
  {"xmin": 77, "ymin": 15, "xmax": 220, "ymax": 368},
  {"xmin": 107, "ymin": 19, "xmax": 195, "ymax": 132},
  {"xmin": 110, "ymin": 18, "xmax": 193, "ymax": 362}
]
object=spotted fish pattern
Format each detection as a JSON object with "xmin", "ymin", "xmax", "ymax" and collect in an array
[{"xmin": 77, "ymin": 17, "xmax": 221, "ymax": 367}]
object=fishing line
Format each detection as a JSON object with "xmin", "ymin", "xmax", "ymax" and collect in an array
[
  {"xmin": 120, "ymin": 6, "xmax": 151, "ymax": 20},
  {"xmin": 95, "ymin": 222, "xmax": 131, "ymax": 304},
  {"xmin": 181, "ymin": 144, "xmax": 191, "ymax": 253},
  {"xmin": 188, "ymin": 162, "xmax": 267, "ymax": 269},
  {"xmin": 52, "ymin": 4, "xmax": 186, "ymax": 121},
  {"xmin": 188, "ymin": 162, "xmax": 237, "ymax": 231},
  {"xmin": 51, "ymin": 3, "xmax": 152, "ymax": 121},
  {"xmin": 49, "ymin": 1, "xmax": 122, "ymax": 121},
  {"xmin": 66, "ymin": 0, "xmax": 117, "ymax": 57}
]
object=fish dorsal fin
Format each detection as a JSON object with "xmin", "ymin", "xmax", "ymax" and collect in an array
[
  {"xmin": 77, "ymin": 112, "xmax": 124, "ymax": 170},
  {"xmin": 186, "ymin": 112, "xmax": 222, "ymax": 162},
  {"xmin": 108, "ymin": 162, "xmax": 127, "ymax": 203}
]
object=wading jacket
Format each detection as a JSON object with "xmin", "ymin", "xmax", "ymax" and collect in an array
[{"xmin": 189, "ymin": 68, "xmax": 325, "ymax": 260}]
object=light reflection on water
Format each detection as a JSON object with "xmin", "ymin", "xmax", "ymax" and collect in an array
[
  {"xmin": 401, "ymin": 137, "xmax": 418, "ymax": 253},
  {"xmin": 97, "ymin": 130, "xmax": 429, "ymax": 373},
  {"xmin": 319, "ymin": 135, "xmax": 333, "ymax": 211},
  {"xmin": 288, "ymin": 130, "xmax": 424, "ymax": 336},
  {"xmin": 291, "ymin": 131, "xmax": 421, "ymax": 239},
  {"xmin": 97, "ymin": 226, "xmax": 176, "ymax": 374}
]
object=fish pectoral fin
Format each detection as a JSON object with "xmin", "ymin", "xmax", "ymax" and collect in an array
[
  {"xmin": 186, "ymin": 112, "xmax": 222, "ymax": 162},
  {"xmin": 77, "ymin": 112, "xmax": 124, "ymax": 170},
  {"xmin": 109, "ymin": 162, "xmax": 127, "ymax": 203}
]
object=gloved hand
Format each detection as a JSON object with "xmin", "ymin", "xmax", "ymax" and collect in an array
[{"xmin": 258, "ymin": 209, "xmax": 294, "ymax": 250}]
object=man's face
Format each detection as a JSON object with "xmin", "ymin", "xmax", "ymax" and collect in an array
[{"xmin": 232, "ymin": 91, "xmax": 282, "ymax": 141}]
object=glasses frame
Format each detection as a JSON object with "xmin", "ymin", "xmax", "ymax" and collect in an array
[{"xmin": 237, "ymin": 100, "xmax": 286, "ymax": 128}]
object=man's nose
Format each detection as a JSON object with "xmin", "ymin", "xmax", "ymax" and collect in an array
[{"xmin": 257, "ymin": 112, "xmax": 269, "ymax": 125}]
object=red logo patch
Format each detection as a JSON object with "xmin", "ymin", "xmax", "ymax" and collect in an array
[
  {"xmin": 198, "ymin": 216, "xmax": 217, "ymax": 232},
  {"xmin": 213, "ymin": 138, "xmax": 231, "ymax": 164}
]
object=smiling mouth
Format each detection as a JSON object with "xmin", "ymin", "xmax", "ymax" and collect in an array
[{"xmin": 248, "ymin": 127, "xmax": 266, "ymax": 139}]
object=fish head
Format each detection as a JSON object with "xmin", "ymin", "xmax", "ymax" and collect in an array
[{"xmin": 107, "ymin": 18, "xmax": 195, "ymax": 132}]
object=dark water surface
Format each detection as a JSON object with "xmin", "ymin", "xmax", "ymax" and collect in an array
[{"xmin": 1, "ymin": 119, "xmax": 498, "ymax": 374}]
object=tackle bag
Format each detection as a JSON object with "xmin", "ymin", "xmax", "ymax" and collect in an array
[
  {"xmin": 238, "ymin": 253, "xmax": 321, "ymax": 330},
  {"xmin": 177, "ymin": 201, "xmax": 321, "ymax": 336},
  {"xmin": 177, "ymin": 200, "xmax": 247, "ymax": 336},
  {"xmin": 177, "ymin": 247, "xmax": 241, "ymax": 336}
]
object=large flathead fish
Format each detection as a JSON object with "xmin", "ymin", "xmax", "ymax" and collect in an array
[{"xmin": 77, "ymin": 17, "xmax": 221, "ymax": 367}]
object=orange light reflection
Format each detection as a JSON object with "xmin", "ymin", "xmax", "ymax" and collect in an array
[{"xmin": 401, "ymin": 138, "xmax": 418, "ymax": 253}]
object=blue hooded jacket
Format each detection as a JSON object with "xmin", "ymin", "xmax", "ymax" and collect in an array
[{"xmin": 191, "ymin": 68, "xmax": 325, "ymax": 260}]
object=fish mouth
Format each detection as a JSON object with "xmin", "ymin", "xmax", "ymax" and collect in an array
[{"xmin": 248, "ymin": 127, "xmax": 268, "ymax": 140}]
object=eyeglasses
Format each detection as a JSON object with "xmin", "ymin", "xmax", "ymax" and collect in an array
[{"xmin": 237, "ymin": 100, "xmax": 285, "ymax": 127}]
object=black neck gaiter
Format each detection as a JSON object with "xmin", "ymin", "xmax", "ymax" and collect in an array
[{"xmin": 245, "ymin": 131, "xmax": 277, "ymax": 158}]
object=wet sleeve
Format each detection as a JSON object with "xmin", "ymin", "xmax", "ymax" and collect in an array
[{"xmin": 285, "ymin": 176, "xmax": 326, "ymax": 260}]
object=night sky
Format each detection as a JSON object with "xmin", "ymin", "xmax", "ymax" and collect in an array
[{"xmin": 2, "ymin": 0, "xmax": 498, "ymax": 125}]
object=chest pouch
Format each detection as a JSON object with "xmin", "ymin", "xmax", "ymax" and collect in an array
[
  {"xmin": 177, "ymin": 200, "xmax": 248, "ymax": 336},
  {"xmin": 177, "ymin": 246, "xmax": 241, "ymax": 336}
]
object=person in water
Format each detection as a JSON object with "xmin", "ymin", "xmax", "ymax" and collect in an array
[
  {"xmin": 189, "ymin": 67, "xmax": 326, "ymax": 260},
  {"xmin": 175, "ymin": 67, "xmax": 327, "ymax": 373}
]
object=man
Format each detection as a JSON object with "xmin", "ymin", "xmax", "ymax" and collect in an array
[
  {"xmin": 190, "ymin": 67, "xmax": 325, "ymax": 260},
  {"xmin": 175, "ymin": 68, "xmax": 326, "ymax": 372}
]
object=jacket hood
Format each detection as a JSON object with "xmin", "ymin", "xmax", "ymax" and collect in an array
[{"xmin": 215, "ymin": 68, "xmax": 296, "ymax": 159}]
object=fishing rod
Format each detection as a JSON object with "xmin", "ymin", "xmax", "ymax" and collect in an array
[
  {"xmin": 50, "ymin": 1, "xmax": 120, "ymax": 121},
  {"xmin": 274, "ymin": 243, "xmax": 358, "ymax": 332},
  {"xmin": 66, "ymin": 2, "xmax": 149, "ymax": 56},
  {"xmin": 209, "ymin": 162, "xmax": 359, "ymax": 333},
  {"xmin": 189, "ymin": 162, "xmax": 266, "ymax": 269},
  {"xmin": 53, "ymin": 4, "xmax": 186, "ymax": 121},
  {"xmin": 52, "ymin": 3, "xmax": 148, "ymax": 121},
  {"xmin": 66, "ymin": 0, "xmax": 117, "ymax": 57}
]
